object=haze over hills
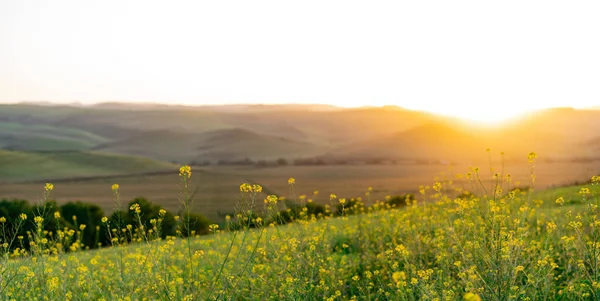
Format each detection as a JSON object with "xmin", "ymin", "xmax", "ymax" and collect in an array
[{"xmin": 1, "ymin": 102, "xmax": 600, "ymax": 180}]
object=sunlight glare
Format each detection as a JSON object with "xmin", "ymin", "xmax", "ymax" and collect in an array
[
  {"xmin": 444, "ymin": 109, "xmax": 523, "ymax": 124},
  {"xmin": 408, "ymin": 104, "xmax": 537, "ymax": 125}
]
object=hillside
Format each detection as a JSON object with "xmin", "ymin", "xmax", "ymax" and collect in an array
[
  {"xmin": 0, "ymin": 122, "xmax": 108, "ymax": 151},
  {"xmin": 0, "ymin": 150, "xmax": 177, "ymax": 182},
  {"xmin": 2, "ymin": 172, "xmax": 599, "ymax": 299},
  {"xmin": 1, "ymin": 103, "xmax": 600, "ymax": 165},
  {"xmin": 93, "ymin": 128, "xmax": 330, "ymax": 163},
  {"xmin": 330, "ymin": 116, "xmax": 591, "ymax": 164},
  {"xmin": 193, "ymin": 128, "xmax": 328, "ymax": 161},
  {"xmin": 325, "ymin": 122, "xmax": 482, "ymax": 162}
]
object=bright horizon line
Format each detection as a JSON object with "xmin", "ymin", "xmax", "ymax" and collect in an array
[
  {"xmin": 2, "ymin": 99, "xmax": 597, "ymax": 124},
  {"xmin": 3, "ymin": 99, "xmax": 593, "ymax": 110},
  {"xmin": 2, "ymin": 1, "xmax": 599, "ymax": 124}
]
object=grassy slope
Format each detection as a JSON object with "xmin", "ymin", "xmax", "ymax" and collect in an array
[
  {"xmin": 0, "ymin": 122, "xmax": 108, "ymax": 151},
  {"xmin": 0, "ymin": 150, "xmax": 177, "ymax": 182},
  {"xmin": 3, "ymin": 179, "xmax": 600, "ymax": 299},
  {"xmin": 533, "ymin": 182, "xmax": 600, "ymax": 207}
]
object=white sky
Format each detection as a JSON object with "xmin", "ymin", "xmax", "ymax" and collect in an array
[{"xmin": 1, "ymin": 0, "xmax": 599, "ymax": 121}]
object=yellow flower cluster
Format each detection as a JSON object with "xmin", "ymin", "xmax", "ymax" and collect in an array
[
  {"xmin": 129, "ymin": 203, "xmax": 141, "ymax": 214},
  {"xmin": 264, "ymin": 195, "xmax": 278, "ymax": 204},
  {"xmin": 527, "ymin": 152, "xmax": 538, "ymax": 163},
  {"xmin": 179, "ymin": 165, "xmax": 192, "ymax": 178},
  {"xmin": 240, "ymin": 183, "xmax": 263, "ymax": 193}
]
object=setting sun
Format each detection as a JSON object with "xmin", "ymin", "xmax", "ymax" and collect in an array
[{"xmin": 418, "ymin": 105, "xmax": 536, "ymax": 124}]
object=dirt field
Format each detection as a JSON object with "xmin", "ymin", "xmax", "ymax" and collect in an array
[{"xmin": 1, "ymin": 161, "xmax": 598, "ymax": 221}]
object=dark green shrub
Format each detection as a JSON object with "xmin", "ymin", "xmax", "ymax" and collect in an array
[
  {"xmin": 0, "ymin": 199, "xmax": 33, "ymax": 224},
  {"xmin": 60, "ymin": 201, "xmax": 105, "ymax": 248},
  {"xmin": 179, "ymin": 212, "xmax": 212, "ymax": 236}
]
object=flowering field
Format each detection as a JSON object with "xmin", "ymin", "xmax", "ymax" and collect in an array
[{"xmin": 1, "ymin": 154, "xmax": 600, "ymax": 300}]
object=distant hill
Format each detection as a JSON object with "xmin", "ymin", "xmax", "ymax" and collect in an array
[
  {"xmin": 93, "ymin": 128, "xmax": 329, "ymax": 162},
  {"xmin": 0, "ymin": 150, "xmax": 176, "ymax": 182},
  {"xmin": 325, "ymin": 122, "xmax": 482, "ymax": 162},
  {"xmin": 90, "ymin": 102, "xmax": 342, "ymax": 112},
  {"xmin": 0, "ymin": 122, "xmax": 108, "ymax": 151},
  {"xmin": 1, "ymin": 103, "xmax": 600, "ymax": 166},
  {"xmin": 328, "ymin": 117, "xmax": 594, "ymax": 164},
  {"xmin": 193, "ymin": 128, "xmax": 327, "ymax": 161}
]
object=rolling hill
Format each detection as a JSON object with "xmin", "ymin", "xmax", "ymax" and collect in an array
[
  {"xmin": 1, "ymin": 103, "xmax": 600, "ymax": 167},
  {"xmin": 193, "ymin": 128, "xmax": 328, "ymax": 161},
  {"xmin": 93, "ymin": 128, "xmax": 330, "ymax": 163},
  {"xmin": 324, "ymin": 122, "xmax": 483, "ymax": 162},
  {"xmin": 327, "ymin": 118, "xmax": 592, "ymax": 164},
  {"xmin": 0, "ymin": 150, "xmax": 177, "ymax": 182},
  {"xmin": 0, "ymin": 122, "xmax": 108, "ymax": 151}
]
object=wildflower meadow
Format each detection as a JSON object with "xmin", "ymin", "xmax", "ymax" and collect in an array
[{"xmin": 1, "ymin": 152, "xmax": 600, "ymax": 300}]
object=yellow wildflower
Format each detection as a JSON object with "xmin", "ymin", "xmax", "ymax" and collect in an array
[
  {"xmin": 515, "ymin": 265, "xmax": 525, "ymax": 273},
  {"xmin": 464, "ymin": 292, "xmax": 482, "ymax": 301},
  {"xmin": 527, "ymin": 152, "xmax": 537, "ymax": 163},
  {"xmin": 179, "ymin": 165, "xmax": 192, "ymax": 178},
  {"xmin": 130, "ymin": 203, "xmax": 141, "ymax": 214},
  {"xmin": 47, "ymin": 277, "xmax": 59, "ymax": 292},
  {"xmin": 392, "ymin": 271, "xmax": 406, "ymax": 283},
  {"xmin": 579, "ymin": 187, "xmax": 591, "ymax": 196},
  {"xmin": 265, "ymin": 195, "xmax": 278, "ymax": 204}
]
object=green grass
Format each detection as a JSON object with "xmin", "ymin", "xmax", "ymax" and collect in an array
[
  {"xmin": 0, "ymin": 150, "xmax": 177, "ymax": 182},
  {"xmin": 533, "ymin": 183, "xmax": 598, "ymax": 206},
  {"xmin": 0, "ymin": 163, "xmax": 599, "ymax": 300}
]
